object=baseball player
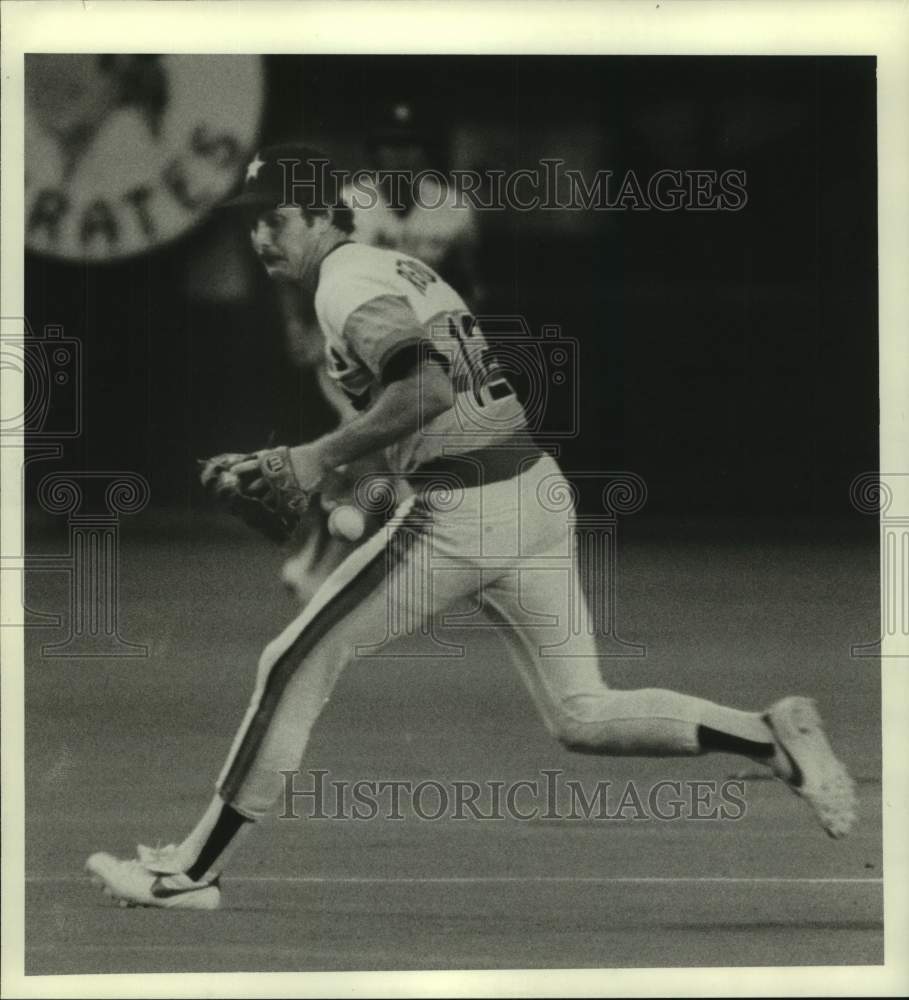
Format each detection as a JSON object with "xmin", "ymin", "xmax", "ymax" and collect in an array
[
  {"xmin": 343, "ymin": 101, "xmax": 480, "ymax": 292},
  {"xmin": 86, "ymin": 145, "xmax": 856, "ymax": 910}
]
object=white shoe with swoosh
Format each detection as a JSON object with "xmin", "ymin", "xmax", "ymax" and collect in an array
[
  {"xmin": 85, "ymin": 852, "xmax": 221, "ymax": 909},
  {"xmin": 764, "ymin": 696, "xmax": 857, "ymax": 839}
]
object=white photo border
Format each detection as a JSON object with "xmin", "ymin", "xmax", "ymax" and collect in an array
[{"xmin": 2, "ymin": 2, "xmax": 906, "ymax": 997}]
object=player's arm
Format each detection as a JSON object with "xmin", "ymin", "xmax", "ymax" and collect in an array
[
  {"xmin": 308, "ymin": 350, "xmax": 452, "ymax": 474},
  {"xmin": 234, "ymin": 352, "xmax": 450, "ymax": 503},
  {"xmin": 279, "ymin": 291, "xmax": 456, "ymax": 488},
  {"xmin": 234, "ymin": 294, "xmax": 454, "ymax": 502}
]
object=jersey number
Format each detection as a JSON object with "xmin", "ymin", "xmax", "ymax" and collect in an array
[
  {"xmin": 396, "ymin": 258, "xmax": 436, "ymax": 295},
  {"xmin": 447, "ymin": 313, "xmax": 515, "ymax": 407}
]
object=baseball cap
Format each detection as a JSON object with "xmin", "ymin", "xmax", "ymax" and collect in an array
[{"xmin": 223, "ymin": 143, "xmax": 343, "ymax": 211}]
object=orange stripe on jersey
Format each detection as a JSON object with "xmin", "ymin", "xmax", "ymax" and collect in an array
[{"xmin": 340, "ymin": 293, "xmax": 425, "ymax": 377}]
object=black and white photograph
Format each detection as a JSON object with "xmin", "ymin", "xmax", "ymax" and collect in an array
[{"xmin": 2, "ymin": 1, "xmax": 907, "ymax": 996}]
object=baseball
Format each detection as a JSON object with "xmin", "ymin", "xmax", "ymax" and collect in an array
[{"xmin": 327, "ymin": 504, "xmax": 366, "ymax": 541}]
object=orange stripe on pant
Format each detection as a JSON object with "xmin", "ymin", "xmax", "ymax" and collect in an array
[{"xmin": 219, "ymin": 500, "xmax": 427, "ymax": 807}]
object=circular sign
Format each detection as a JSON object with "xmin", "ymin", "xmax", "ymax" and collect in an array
[{"xmin": 25, "ymin": 54, "xmax": 264, "ymax": 262}]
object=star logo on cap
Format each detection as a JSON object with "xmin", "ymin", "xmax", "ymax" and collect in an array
[{"xmin": 246, "ymin": 152, "xmax": 265, "ymax": 182}]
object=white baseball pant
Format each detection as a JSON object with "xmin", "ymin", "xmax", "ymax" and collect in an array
[{"xmin": 217, "ymin": 454, "xmax": 768, "ymax": 818}]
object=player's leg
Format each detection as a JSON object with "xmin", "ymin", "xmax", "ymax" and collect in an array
[
  {"xmin": 480, "ymin": 557, "xmax": 776, "ymax": 757},
  {"xmin": 486, "ymin": 566, "xmax": 856, "ymax": 837},
  {"xmin": 212, "ymin": 495, "xmax": 476, "ymax": 821},
  {"xmin": 86, "ymin": 501, "xmax": 415, "ymax": 906},
  {"xmin": 87, "ymin": 491, "xmax": 482, "ymax": 905},
  {"xmin": 478, "ymin": 456, "xmax": 856, "ymax": 837},
  {"xmin": 485, "ymin": 571, "xmax": 768, "ymax": 750}
]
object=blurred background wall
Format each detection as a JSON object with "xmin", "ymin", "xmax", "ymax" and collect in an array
[{"xmin": 24, "ymin": 55, "xmax": 877, "ymax": 517}]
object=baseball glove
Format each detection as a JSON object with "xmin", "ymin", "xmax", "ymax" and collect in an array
[
  {"xmin": 198, "ymin": 450, "xmax": 309, "ymax": 543},
  {"xmin": 252, "ymin": 446, "xmax": 314, "ymax": 518}
]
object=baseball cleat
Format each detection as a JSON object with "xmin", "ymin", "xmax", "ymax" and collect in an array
[
  {"xmin": 763, "ymin": 696, "xmax": 857, "ymax": 838},
  {"xmin": 85, "ymin": 852, "xmax": 221, "ymax": 910}
]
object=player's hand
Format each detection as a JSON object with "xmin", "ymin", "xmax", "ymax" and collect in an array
[{"xmin": 198, "ymin": 452, "xmax": 257, "ymax": 499}]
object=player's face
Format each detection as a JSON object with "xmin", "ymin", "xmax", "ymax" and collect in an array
[{"xmin": 249, "ymin": 206, "xmax": 323, "ymax": 281}]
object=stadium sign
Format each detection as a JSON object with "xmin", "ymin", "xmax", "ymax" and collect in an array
[{"xmin": 25, "ymin": 54, "xmax": 264, "ymax": 262}]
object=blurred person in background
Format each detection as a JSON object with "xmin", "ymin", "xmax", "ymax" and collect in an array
[{"xmin": 345, "ymin": 101, "xmax": 480, "ymax": 299}]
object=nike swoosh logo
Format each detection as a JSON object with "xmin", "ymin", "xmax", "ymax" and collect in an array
[
  {"xmin": 778, "ymin": 744, "xmax": 805, "ymax": 788},
  {"xmin": 762, "ymin": 713, "xmax": 805, "ymax": 788},
  {"xmin": 150, "ymin": 875, "xmax": 219, "ymax": 899}
]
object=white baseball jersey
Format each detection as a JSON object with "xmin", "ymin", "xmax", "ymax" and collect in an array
[{"xmin": 314, "ymin": 241, "xmax": 527, "ymax": 474}]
